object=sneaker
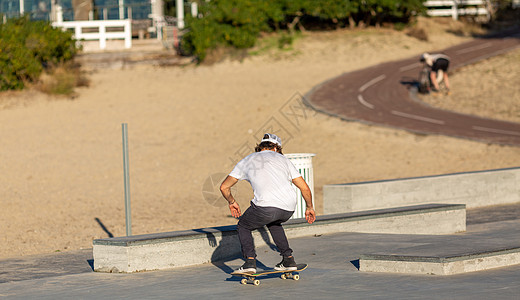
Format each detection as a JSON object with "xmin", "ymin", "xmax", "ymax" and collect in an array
[
  {"xmin": 234, "ymin": 259, "xmax": 256, "ymax": 274},
  {"xmin": 274, "ymin": 256, "xmax": 297, "ymax": 271}
]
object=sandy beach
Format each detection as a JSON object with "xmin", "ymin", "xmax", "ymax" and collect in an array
[{"xmin": 0, "ymin": 17, "xmax": 519, "ymax": 259}]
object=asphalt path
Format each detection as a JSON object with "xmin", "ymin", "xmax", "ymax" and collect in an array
[
  {"xmin": 1, "ymin": 214, "xmax": 519, "ymax": 299},
  {"xmin": 305, "ymin": 29, "xmax": 520, "ymax": 146}
]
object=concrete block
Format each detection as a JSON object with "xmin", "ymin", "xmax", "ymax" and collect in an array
[
  {"xmin": 324, "ymin": 167, "xmax": 520, "ymax": 214},
  {"xmin": 94, "ymin": 227, "xmax": 243, "ymax": 273},
  {"xmin": 93, "ymin": 204, "xmax": 465, "ymax": 273},
  {"xmin": 360, "ymin": 248, "xmax": 520, "ymax": 275}
]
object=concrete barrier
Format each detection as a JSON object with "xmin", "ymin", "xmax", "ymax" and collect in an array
[
  {"xmin": 360, "ymin": 247, "xmax": 520, "ymax": 275},
  {"xmin": 93, "ymin": 203, "xmax": 465, "ymax": 273},
  {"xmin": 324, "ymin": 167, "xmax": 520, "ymax": 214}
]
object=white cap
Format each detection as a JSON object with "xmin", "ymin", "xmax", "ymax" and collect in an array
[
  {"xmin": 421, "ymin": 53, "xmax": 433, "ymax": 66},
  {"xmin": 260, "ymin": 133, "xmax": 282, "ymax": 147}
]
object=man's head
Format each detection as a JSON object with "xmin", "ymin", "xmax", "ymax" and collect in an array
[
  {"xmin": 255, "ymin": 133, "xmax": 283, "ymax": 154},
  {"xmin": 420, "ymin": 53, "xmax": 433, "ymax": 66}
]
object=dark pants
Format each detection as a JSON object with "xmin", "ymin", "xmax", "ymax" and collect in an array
[
  {"xmin": 237, "ymin": 202, "xmax": 294, "ymax": 259},
  {"xmin": 432, "ymin": 58, "xmax": 450, "ymax": 72}
]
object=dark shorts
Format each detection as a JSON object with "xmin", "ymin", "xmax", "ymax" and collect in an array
[{"xmin": 432, "ymin": 58, "xmax": 450, "ymax": 72}]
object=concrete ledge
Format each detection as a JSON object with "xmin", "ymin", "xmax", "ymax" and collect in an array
[
  {"xmin": 93, "ymin": 204, "xmax": 465, "ymax": 273},
  {"xmin": 360, "ymin": 247, "xmax": 520, "ymax": 275},
  {"xmin": 324, "ymin": 167, "xmax": 520, "ymax": 214}
]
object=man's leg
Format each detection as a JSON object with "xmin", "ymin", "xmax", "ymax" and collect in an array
[
  {"xmin": 266, "ymin": 222, "xmax": 293, "ymax": 257},
  {"xmin": 235, "ymin": 218, "xmax": 257, "ymax": 273},
  {"xmin": 268, "ymin": 211, "xmax": 299, "ymax": 270},
  {"xmin": 237, "ymin": 215, "xmax": 258, "ymax": 259},
  {"xmin": 264, "ymin": 208, "xmax": 298, "ymax": 270},
  {"xmin": 430, "ymin": 71, "xmax": 439, "ymax": 91},
  {"xmin": 235, "ymin": 205, "xmax": 267, "ymax": 273},
  {"xmin": 443, "ymin": 71, "xmax": 450, "ymax": 91},
  {"xmin": 237, "ymin": 203, "xmax": 272, "ymax": 259},
  {"xmin": 266, "ymin": 208, "xmax": 294, "ymax": 257}
]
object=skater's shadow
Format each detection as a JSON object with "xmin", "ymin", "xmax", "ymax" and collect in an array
[{"xmin": 195, "ymin": 226, "xmax": 277, "ymax": 276}]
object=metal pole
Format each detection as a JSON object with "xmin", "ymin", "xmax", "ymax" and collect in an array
[
  {"xmin": 176, "ymin": 0, "xmax": 184, "ymax": 29},
  {"xmin": 119, "ymin": 0, "xmax": 124, "ymax": 19},
  {"xmin": 122, "ymin": 123, "xmax": 132, "ymax": 236},
  {"xmin": 191, "ymin": 1, "xmax": 197, "ymax": 17}
]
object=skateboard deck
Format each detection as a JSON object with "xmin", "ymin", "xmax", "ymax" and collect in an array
[{"xmin": 231, "ymin": 263, "xmax": 307, "ymax": 285}]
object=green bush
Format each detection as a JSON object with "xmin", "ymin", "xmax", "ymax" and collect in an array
[
  {"xmin": 0, "ymin": 37, "xmax": 42, "ymax": 90},
  {"xmin": 0, "ymin": 16, "xmax": 78, "ymax": 91},
  {"xmin": 181, "ymin": 0, "xmax": 425, "ymax": 62},
  {"xmin": 181, "ymin": 0, "xmax": 276, "ymax": 60}
]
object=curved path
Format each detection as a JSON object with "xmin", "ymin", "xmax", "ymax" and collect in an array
[{"xmin": 305, "ymin": 30, "xmax": 520, "ymax": 146}]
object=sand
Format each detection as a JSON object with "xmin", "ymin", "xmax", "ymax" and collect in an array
[{"xmin": 0, "ymin": 18, "xmax": 519, "ymax": 259}]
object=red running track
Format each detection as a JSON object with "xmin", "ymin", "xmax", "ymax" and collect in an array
[{"xmin": 305, "ymin": 29, "xmax": 520, "ymax": 146}]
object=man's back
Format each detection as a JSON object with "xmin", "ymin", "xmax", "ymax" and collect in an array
[{"xmin": 229, "ymin": 151, "xmax": 301, "ymax": 211}]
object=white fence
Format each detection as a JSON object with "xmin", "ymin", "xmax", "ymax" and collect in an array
[
  {"xmin": 53, "ymin": 20, "xmax": 132, "ymax": 50},
  {"xmin": 424, "ymin": 0, "xmax": 490, "ymax": 20}
]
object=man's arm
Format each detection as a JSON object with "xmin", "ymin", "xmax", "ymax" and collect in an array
[
  {"xmin": 292, "ymin": 176, "xmax": 316, "ymax": 224},
  {"xmin": 220, "ymin": 175, "xmax": 241, "ymax": 218}
]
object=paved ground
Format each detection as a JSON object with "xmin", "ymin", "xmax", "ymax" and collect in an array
[
  {"xmin": 305, "ymin": 28, "xmax": 520, "ymax": 146},
  {"xmin": 1, "ymin": 203, "xmax": 519, "ymax": 299}
]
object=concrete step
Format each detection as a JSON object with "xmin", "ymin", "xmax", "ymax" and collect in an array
[
  {"xmin": 360, "ymin": 246, "xmax": 520, "ymax": 275},
  {"xmin": 75, "ymin": 47, "xmax": 192, "ymax": 70}
]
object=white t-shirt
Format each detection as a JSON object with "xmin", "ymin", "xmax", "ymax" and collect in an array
[
  {"xmin": 425, "ymin": 53, "xmax": 450, "ymax": 66},
  {"xmin": 229, "ymin": 150, "xmax": 302, "ymax": 211}
]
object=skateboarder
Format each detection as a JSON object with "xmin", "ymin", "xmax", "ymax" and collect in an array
[
  {"xmin": 220, "ymin": 133, "xmax": 316, "ymax": 274},
  {"xmin": 420, "ymin": 52, "xmax": 451, "ymax": 93}
]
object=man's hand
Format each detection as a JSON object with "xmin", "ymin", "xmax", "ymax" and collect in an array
[
  {"xmin": 229, "ymin": 201, "xmax": 241, "ymax": 218},
  {"xmin": 305, "ymin": 207, "xmax": 316, "ymax": 224}
]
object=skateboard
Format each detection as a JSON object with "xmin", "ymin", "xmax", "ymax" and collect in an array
[{"xmin": 231, "ymin": 264, "xmax": 307, "ymax": 286}]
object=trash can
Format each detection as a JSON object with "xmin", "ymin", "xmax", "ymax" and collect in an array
[{"xmin": 286, "ymin": 153, "xmax": 316, "ymax": 219}]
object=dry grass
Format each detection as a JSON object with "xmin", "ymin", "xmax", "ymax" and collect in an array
[
  {"xmin": 406, "ymin": 27, "xmax": 429, "ymax": 41},
  {"xmin": 36, "ymin": 62, "xmax": 90, "ymax": 97}
]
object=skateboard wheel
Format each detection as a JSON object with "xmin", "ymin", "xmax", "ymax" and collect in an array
[
  {"xmin": 253, "ymin": 280, "xmax": 260, "ymax": 286},
  {"xmin": 293, "ymin": 274, "xmax": 300, "ymax": 281},
  {"xmin": 281, "ymin": 274, "xmax": 287, "ymax": 280},
  {"xmin": 241, "ymin": 278, "xmax": 247, "ymax": 285}
]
